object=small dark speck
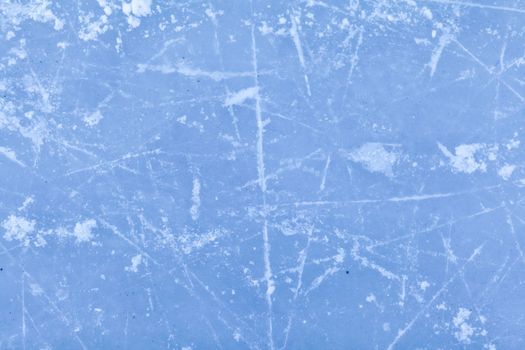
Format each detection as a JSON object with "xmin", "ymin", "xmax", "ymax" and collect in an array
[
  {"xmin": 0, "ymin": 268, "xmax": 3, "ymax": 271},
  {"xmin": 345, "ymin": 270, "xmax": 349, "ymax": 274}
]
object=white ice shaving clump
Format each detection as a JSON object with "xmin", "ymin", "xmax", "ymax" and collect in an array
[
  {"xmin": 224, "ymin": 87, "xmax": 258, "ymax": 107},
  {"xmin": 344, "ymin": 143, "xmax": 399, "ymax": 177},
  {"xmin": 2, "ymin": 215, "xmax": 36, "ymax": 246},
  {"xmin": 73, "ymin": 219, "xmax": 97, "ymax": 243},
  {"xmin": 122, "ymin": 0, "xmax": 152, "ymax": 27},
  {"xmin": 438, "ymin": 142, "xmax": 487, "ymax": 174},
  {"xmin": 453, "ymin": 308, "xmax": 474, "ymax": 344},
  {"xmin": 125, "ymin": 254, "xmax": 143, "ymax": 272},
  {"xmin": 83, "ymin": 110, "xmax": 103, "ymax": 127},
  {"xmin": 498, "ymin": 164, "xmax": 516, "ymax": 180},
  {"xmin": 131, "ymin": 0, "xmax": 152, "ymax": 16}
]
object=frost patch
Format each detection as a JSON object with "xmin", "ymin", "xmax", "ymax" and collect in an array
[
  {"xmin": 84, "ymin": 110, "xmax": 104, "ymax": 127},
  {"xmin": 2, "ymin": 215, "xmax": 36, "ymax": 246},
  {"xmin": 73, "ymin": 219, "xmax": 97, "ymax": 243},
  {"xmin": 453, "ymin": 308, "xmax": 474, "ymax": 344},
  {"xmin": 122, "ymin": 0, "xmax": 152, "ymax": 27},
  {"xmin": 79, "ymin": 14, "xmax": 110, "ymax": 41},
  {"xmin": 190, "ymin": 177, "xmax": 201, "ymax": 221},
  {"xmin": 29, "ymin": 1, "xmax": 64, "ymax": 30},
  {"xmin": 125, "ymin": 254, "xmax": 143, "ymax": 272},
  {"xmin": 178, "ymin": 228, "xmax": 227, "ymax": 254},
  {"xmin": 343, "ymin": 143, "xmax": 399, "ymax": 177},
  {"xmin": 498, "ymin": 164, "xmax": 516, "ymax": 180},
  {"xmin": 131, "ymin": 0, "xmax": 152, "ymax": 16},
  {"xmin": 438, "ymin": 143, "xmax": 487, "ymax": 174},
  {"xmin": 0, "ymin": 146, "xmax": 25, "ymax": 167},
  {"xmin": 275, "ymin": 215, "xmax": 313, "ymax": 236},
  {"xmin": 224, "ymin": 87, "xmax": 258, "ymax": 107}
]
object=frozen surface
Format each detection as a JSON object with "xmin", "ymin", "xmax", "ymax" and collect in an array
[{"xmin": 1, "ymin": 1, "xmax": 525, "ymax": 349}]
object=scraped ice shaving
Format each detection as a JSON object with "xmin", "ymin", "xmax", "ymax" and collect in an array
[
  {"xmin": 131, "ymin": 0, "xmax": 152, "ymax": 17},
  {"xmin": 125, "ymin": 254, "xmax": 143, "ymax": 272},
  {"xmin": 2, "ymin": 215, "xmax": 35, "ymax": 246},
  {"xmin": 453, "ymin": 308, "xmax": 474, "ymax": 344},
  {"xmin": 190, "ymin": 177, "xmax": 201, "ymax": 220},
  {"xmin": 224, "ymin": 87, "xmax": 258, "ymax": 107},
  {"xmin": 0, "ymin": 146, "xmax": 25, "ymax": 167},
  {"xmin": 438, "ymin": 142, "xmax": 487, "ymax": 174},
  {"xmin": 84, "ymin": 110, "xmax": 104, "ymax": 126},
  {"xmin": 498, "ymin": 164, "xmax": 516, "ymax": 180},
  {"xmin": 73, "ymin": 219, "xmax": 97, "ymax": 243},
  {"xmin": 343, "ymin": 143, "xmax": 399, "ymax": 177},
  {"xmin": 122, "ymin": 0, "xmax": 152, "ymax": 27}
]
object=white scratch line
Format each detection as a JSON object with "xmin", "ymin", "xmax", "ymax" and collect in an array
[
  {"xmin": 190, "ymin": 177, "xmax": 201, "ymax": 221},
  {"xmin": 22, "ymin": 274, "xmax": 26, "ymax": 350},
  {"xmin": 290, "ymin": 188, "xmax": 493, "ymax": 207},
  {"xmin": 99, "ymin": 219, "xmax": 160, "ymax": 266},
  {"xmin": 304, "ymin": 266, "xmax": 340, "ymax": 295},
  {"xmin": 506, "ymin": 211, "xmax": 525, "ymax": 263},
  {"xmin": 65, "ymin": 149, "xmax": 161, "ymax": 176},
  {"xmin": 423, "ymin": 0, "xmax": 525, "ymax": 14},
  {"xmin": 251, "ymin": 22, "xmax": 275, "ymax": 350},
  {"xmin": 428, "ymin": 33, "xmax": 453, "ymax": 77},
  {"xmin": 351, "ymin": 240, "xmax": 400, "ymax": 281},
  {"xmin": 319, "ymin": 154, "xmax": 331, "ymax": 191},
  {"xmin": 281, "ymin": 231, "xmax": 312, "ymax": 350},
  {"xmin": 137, "ymin": 62, "xmax": 254, "ymax": 81},
  {"xmin": 290, "ymin": 12, "xmax": 311, "ymax": 96},
  {"xmin": 0, "ymin": 146, "xmax": 26, "ymax": 167},
  {"xmin": 452, "ymin": 39, "xmax": 493, "ymax": 73},
  {"xmin": 387, "ymin": 244, "xmax": 484, "ymax": 350},
  {"xmin": 370, "ymin": 204, "xmax": 502, "ymax": 248}
]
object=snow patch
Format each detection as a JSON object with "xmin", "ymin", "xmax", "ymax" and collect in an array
[
  {"xmin": 131, "ymin": 0, "xmax": 152, "ymax": 17},
  {"xmin": 498, "ymin": 164, "xmax": 516, "ymax": 180},
  {"xmin": 190, "ymin": 177, "xmax": 201, "ymax": 221},
  {"xmin": 419, "ymin": 280, "xmax": 430, "ymax": 291},
  {"xmin": 224, "ymin": 87, "xmax": 259, "ymax": 107},
  {"xmin": 343, "ymin": 143, "xmax": 399, "ymax": 177},
  {"xmin": 453, "ymin": 308, "xmax": 474, "ymax": 344},
  {"xmin": 29, "ymin": 1, "xmax": 64, "ymax": 30},
  {"xmin": 0, "ymin": 146, "xmax": 25, "ymax": 167},
  {"xmin": 125, "ymin": 254, "xmax": 143, "ymax": 272},
  {"xmin": 73, "ymin": 219, "xmax": 97, "ymax": 243},
  {"xmin": 122, "ymin": 0, "xmax": 152, "ymax": 27},
  {"xmin": 438, "ymin": 143, "xmax": 487, "ymax": 174},
  {"xmin": 84, "ymin": 110, "xmax": 104, "ymax": 127},
  {"xmin": 2, "ymin": 215, "xmax": 35, "ymax": 246}
]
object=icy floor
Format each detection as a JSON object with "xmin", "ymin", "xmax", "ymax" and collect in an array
[{"xmin": 1, "ymin": 0, "xmax": 525, "ymax": 349}]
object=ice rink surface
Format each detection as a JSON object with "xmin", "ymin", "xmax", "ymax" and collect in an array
[{"xmin": 1, "ymin": 0, "xmax": 525, "ymax": 349}]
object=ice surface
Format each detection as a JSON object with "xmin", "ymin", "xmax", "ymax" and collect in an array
[{"xmin": 1, "ymin": 0, "xmax": 525, "ymax": 349}]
